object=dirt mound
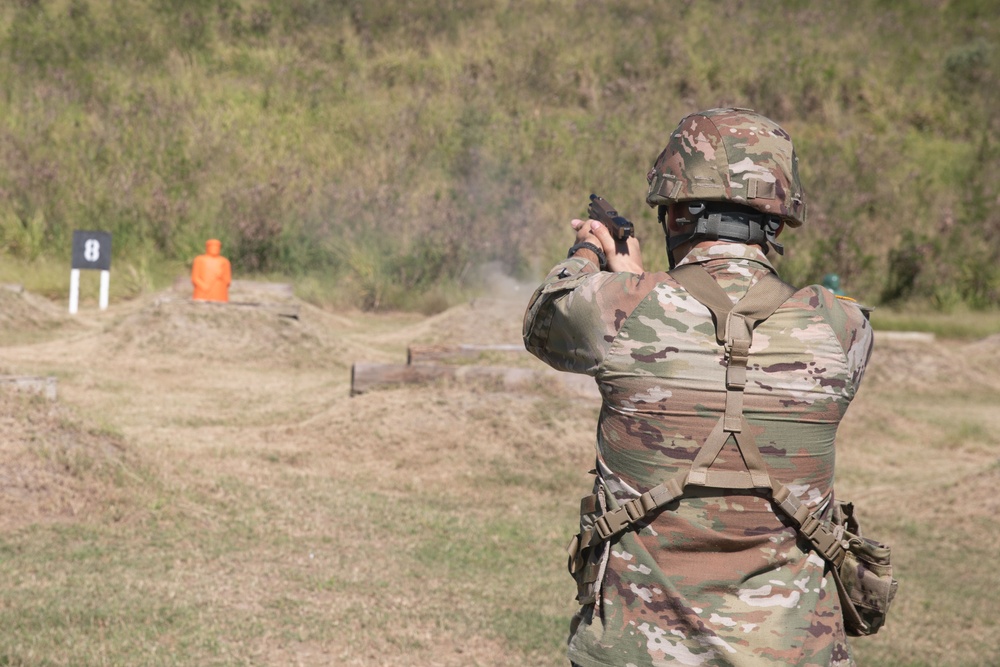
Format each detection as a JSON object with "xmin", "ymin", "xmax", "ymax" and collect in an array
[
  {"xmin": 104, "ymin": 293, "xmax": 368, "ymax": 368},
  {"xmin": 299, "ymin": 383, "xmax": 595, "ymax": 497},
  {"xmin": 0, "ymin": 285, "xmax": 81, "ymax": 346},
  {"xmin": 962, "ymin": 334, "xmax": 1000, "ymax": 383},
  {"xmin": 0, "ymin": 391, "xmax": 139, "ymax": 531},
  {"xmin": 865, "ymin": 334, "xmax": 1000, "ymax": 392},
  {"xmin": 367, "ymin": 296, "xmax": 529, "ymax": 350}
]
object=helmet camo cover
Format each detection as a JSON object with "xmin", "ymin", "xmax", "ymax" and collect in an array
[{"xmin": 646, "ymin": 108, "xmax": 807, "ymax": 227}]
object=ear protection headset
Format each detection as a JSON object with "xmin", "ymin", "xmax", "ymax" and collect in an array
[{"xmin": 658, "ymin": 202, "xmax": 783, "ymax": 269}]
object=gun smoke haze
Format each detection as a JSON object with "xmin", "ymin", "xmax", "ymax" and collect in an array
[{"xmin": 474, "ymin": 260, "xmax": 536, "ymax": 306}]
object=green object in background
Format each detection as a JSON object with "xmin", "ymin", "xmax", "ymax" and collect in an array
[{"xmin": 823, "ymin": 274, "xmax": 845, "ymax": 296}]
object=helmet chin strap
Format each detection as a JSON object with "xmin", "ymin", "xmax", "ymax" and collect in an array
[{"xmin": 659, "ymin": 202, "xmax": 784, "ymax": 269}]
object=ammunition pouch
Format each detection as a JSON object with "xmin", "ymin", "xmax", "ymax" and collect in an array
[
  {"xmin": 827, "ymin": 500, "xmax": 899, "ymax": 636},
  {"xmin": 567, "ymin": 489, "xmax": 607, "ymax": 605}
]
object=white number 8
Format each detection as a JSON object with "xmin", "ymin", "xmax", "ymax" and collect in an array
[{"xmin": 84, "ymin": 239, "xmax": 101, "ymax": 262}]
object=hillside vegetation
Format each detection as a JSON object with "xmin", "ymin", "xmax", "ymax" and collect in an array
[{"xmin": 1, "ymin": 0, "xmax": 998, "ymax": 310}]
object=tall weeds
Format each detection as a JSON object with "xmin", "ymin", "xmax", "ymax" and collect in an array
[{"xmin": 0, "ymin": 0, "xmax": 997, "ymax": 309}]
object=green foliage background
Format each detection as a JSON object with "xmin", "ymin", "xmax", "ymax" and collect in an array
[{"xmin": 1, "ymin": 0, "xmax": 998, "ymax": 309}]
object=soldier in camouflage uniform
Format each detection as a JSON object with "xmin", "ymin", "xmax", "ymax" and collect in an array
[{"xmin": 523, "ymin": 108, "xmax": 873, "ymax": 666}]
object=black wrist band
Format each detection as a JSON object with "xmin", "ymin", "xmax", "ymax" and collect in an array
[{"xmin": 567, "ymin": 242, "xmax": 607, "ymax": 270}]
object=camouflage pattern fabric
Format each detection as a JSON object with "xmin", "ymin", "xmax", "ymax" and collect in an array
[
  {"xmin": 646, "ymin": 108, "xmax": 807, "ymax": 227},
  {"xmin": 523, "ymin": 242, "xmax": 873, "ymax": 667}
]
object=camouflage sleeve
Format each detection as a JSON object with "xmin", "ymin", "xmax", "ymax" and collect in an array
[
  {"xmin": 523, "ymin": 257, "xmax": 656, "ymax": 376},
  {"xmin": 841, "ymin": 299, "xmax": 874, "ymax": 390},
  {"xmin": 814, "ymin": 287, "xmax": 875, "ymax": 393}
]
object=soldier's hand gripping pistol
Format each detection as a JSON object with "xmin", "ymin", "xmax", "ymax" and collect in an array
[{"xmin": 588, "ymin": 194, "xmax": 634, "ymax": 242}]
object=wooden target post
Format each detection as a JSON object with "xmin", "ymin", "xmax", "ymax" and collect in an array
[{"xmin": 69, "ymin": 230, "xmax": 112, "ymax": 314}]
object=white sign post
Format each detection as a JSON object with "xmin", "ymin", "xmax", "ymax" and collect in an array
[{"xmin": 69, "ymin": 230, "xmax": 112, "ymax": 314}]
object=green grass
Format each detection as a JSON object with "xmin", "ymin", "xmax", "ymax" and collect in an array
[
  {"xmin": 852, "ymin": 514, "xmax": 1000, "ymax": 667},
  {"xmin": 0, "ymin": 255, "xmax": 185, "ymax": 302},
  {"xmin": 871, "ymin": 306, "xmax": 1000, "ymax": 340}
]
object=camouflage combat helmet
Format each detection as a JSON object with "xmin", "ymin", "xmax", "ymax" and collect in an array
[
  {"xmin": 646, "ymin": 108, "xmax": 807, "ymax": 267},
  {"xmin": 646, "ymin": 108, "xmax": 806, "ymax": 226}
]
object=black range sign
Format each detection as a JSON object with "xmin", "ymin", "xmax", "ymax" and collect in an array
[{"xmin": 71, "ymin": 230, "xmax": 112, "ymax": 271}]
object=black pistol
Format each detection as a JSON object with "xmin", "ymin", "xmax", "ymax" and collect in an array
[{"xmin": 588, "ymin": 194, "xmax": 634, "ymax": 242}]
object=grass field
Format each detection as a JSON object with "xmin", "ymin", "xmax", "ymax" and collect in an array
[{"xmin": 0, "ymin": 280, "xmax": 998, "ymax": 665}]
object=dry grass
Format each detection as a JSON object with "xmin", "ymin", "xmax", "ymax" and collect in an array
[
  {"xmin": 0, "ymin": 285, "xmax": 83, "ymax": 346},
  {"xmin": 0, "ymin": 284, "xmax": 998, "ymax": 666},
  {"xmin": 835, "ymin": 335, "xmax": 1000, "ymax": 666},
  {"xmin": 0, "ymin": 391, "xmax": 144, "ymax": 532}
]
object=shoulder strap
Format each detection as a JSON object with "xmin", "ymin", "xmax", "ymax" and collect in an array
[
  {"xmin": 669, "ymin": 263, "xmax": 797, "ymax": 345},
  {"xmin": 671, "ymin": 264, "xmax": 796, "ymax": 472}
]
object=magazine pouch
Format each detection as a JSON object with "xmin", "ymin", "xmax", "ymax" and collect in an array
[{"xmin": 828, "ymin": 500, "xmax": 899, "ymax": 636}]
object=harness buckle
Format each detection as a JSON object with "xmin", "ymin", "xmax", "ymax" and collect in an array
[
  {"xmin": 594, "ymin": 514, "xmax": 614, "ymax": 541},
  {"xmin": 800, "ymin": 514, "xmax": 821, "ymax": 537},
  {"xmin": 623, "ymin": 498, "xmax": 643, "ymax": 522}
]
